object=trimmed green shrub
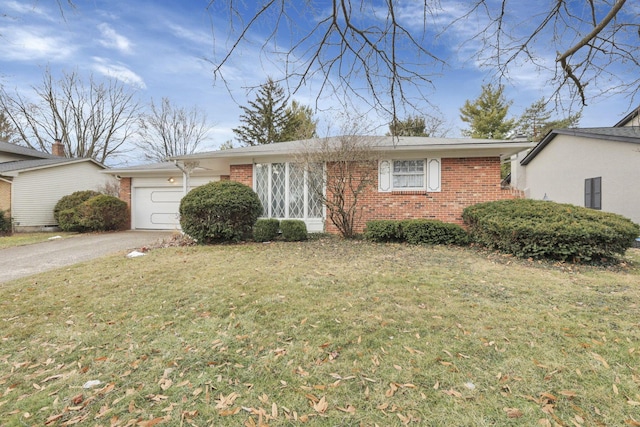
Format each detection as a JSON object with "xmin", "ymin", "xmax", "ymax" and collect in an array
[
  {"xmin": 280, "ymin": 219, "xmax": 308, "ymax": 241},
  {"xmin": 54, "ymin": 190, "xmax": 101, "ymax": 223},
  {"xmin": 0, "ymin": 209, "xmax": 11, "ymax": 234},
  {"xmin": 58, "ymin": 208, "xmax": 83, "ymax": 232},
  {"xmin": 463, "ymin": 199, "xmax": 640, "ymax": 262},
  {"xmin": 364, "ymin": 220, "xmax": 404, "ymax": 242},
  {"xmin": 401, "ymin": 219, "xmax": 470, "ymax": 246},
  {"xmin": 77, "ymin": 195, "xmax": 128, "ymax": 231},
  {"xmin": 58, "ymin": 195, "xmax": 128, "ymax": 232},
  {"xmin": 365, "ymin": 219, "xmax": 469, "ymax": 245},
  {"xmin": 179, "ymin": 180, "xmax": 263, "ymax": 244},
  {"xmin": 254, "ymin": 218, "xmax": 280, "ymax": 242}
]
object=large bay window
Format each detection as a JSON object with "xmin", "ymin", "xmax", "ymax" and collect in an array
[
  {"xmin": 378, "ymin": 158, "xmax": 441, "ymax": 192},
  {"xmin": 254, "ymin": 163, "xmax": 324, "ymax": 224}
]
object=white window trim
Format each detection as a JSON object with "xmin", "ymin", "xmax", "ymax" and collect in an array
[{"xmin": 378, "ymin": 158, "xmax": 441, "ymax": 192}]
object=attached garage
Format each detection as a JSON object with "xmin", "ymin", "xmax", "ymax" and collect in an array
[
  {"xmin": 105, "ymin": 162, "xmax": 218, "ymax": 230},
  {"xmin": 130, "ymin": 176, "xmax": 217, "ymax": 230},
  {"xmin": 133, "ymin": 187, "xmax": 183, "ymax": 230}
]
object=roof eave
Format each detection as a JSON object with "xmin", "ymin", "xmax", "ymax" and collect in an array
[
  {"xmin": 520, "ymin": 127, "xmax": 640, "ymax": 165},
  {"xmin": 1, "ymin": 158, "xmax": 106, "ymax": 174},
  {"xmin": 170, "ymin": 141, "xmax": 536, "ymax": 162}
]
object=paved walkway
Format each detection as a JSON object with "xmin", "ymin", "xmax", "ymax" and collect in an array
[{"xmin": 0, "ymin": 231, "xmax": 175, "ymax": 283}]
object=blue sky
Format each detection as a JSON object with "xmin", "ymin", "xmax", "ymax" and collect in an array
[{"xmin": 0, "ymin": 0, "xmax": 637, "ymax": 165}]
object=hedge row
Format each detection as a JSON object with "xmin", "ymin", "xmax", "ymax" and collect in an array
[
  {"xmin": 253, "ymin": 218, "xmax": 308, "ymax": 242},
  {"xmin": 462, "ymin": 199, "xmax": 640, "ymax": 262},
  {"xmin": 365, "ymin": 219, "xmax": 469, "ymax": 246}
]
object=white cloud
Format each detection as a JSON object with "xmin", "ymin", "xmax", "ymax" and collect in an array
[
  {"xmin": 0, "ymin": 25, "xmax": 75, "ymax": 61},
  {"xmin": 92, "ymin": 57, "xmax": 146, "ymax": 88},
  {"xmin": 97, "ymin": 23, "xmax": 132, "ymax": 54},
  {"xmin": 2, "ymin": 0, "xmax": 46, "ymax": 16},
  {"xmin": 167, "ymin": 22, "xmax": 211, "ymax": 46}
]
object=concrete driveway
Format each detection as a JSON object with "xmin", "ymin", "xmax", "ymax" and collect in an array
[{"xmin": 0, "ymin": 230, "xmax": 176, "ymax": 283}]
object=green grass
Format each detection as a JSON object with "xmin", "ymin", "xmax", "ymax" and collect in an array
[
  {"xmin": 1, "ymin": 238, "xmax": 640, "ymax": 426},
  {"xmin": 0, "ymin": 232, "xmax": 76, "ymax": 249}
]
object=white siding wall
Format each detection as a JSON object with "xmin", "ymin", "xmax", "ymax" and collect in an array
[
  {"xmin": 522, "ymin": 135, "xmax": 640, "ymax": 225},
  {"xmin": 12, "ymin": 162, "xmax": 113, "ymax": 228},
  {"xmin": 623, "ymin": 116, "xmax": 639, "ymax": 127}
]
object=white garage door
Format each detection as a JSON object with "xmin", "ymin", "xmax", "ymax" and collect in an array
[{"xmin": 134, "ymin": 187, "xmax": 183, "ymax": 230}]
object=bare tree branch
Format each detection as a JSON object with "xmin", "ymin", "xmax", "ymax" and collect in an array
[
  {"xmin": 206, "ymin": 0, "xmax": 638, "ymax": 112},
  {"xmin": 0, "ymin": 69, "xmax": 140, "ymax": 164},
  {"xmin": 137, "ymin": 98, "xmax": 212, "ymax": 162}
]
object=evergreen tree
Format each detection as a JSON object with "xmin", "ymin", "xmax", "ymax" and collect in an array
[
  {"xmin": 233, "ymin": 78, "xmax": 290, "ymax": 146},
  {"xmin": 0, "ymin": 110, "xmax": 16, "ymax": 142},
  {"xmin": 516, "ymin": 98, "xmax": 581, "ymax": 141},
  {"xmin": 280, "ymin": 100, "xmax": 317, "ymax": 141},
  {"xmin": 460, "ymin": 84, "xmax": 515, "ymax": 139},
  {"xmin": 388, "ymin": 116, "xmax": 429, "ymax": 136}
]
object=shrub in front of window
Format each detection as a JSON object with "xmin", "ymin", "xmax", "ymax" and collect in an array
[
  {"xmin": 463, "ymin": 199, "xmax": 640, "ymax": 263},
  {"xmin": 280, "ymin": 219, "xmax": 308, "ymax": 241},
  {"xmin": 401, "ymin": 219, "xmax": 470, "ymax": 246},
  {"xmin": 0, "ymin": 209, "xmax": 11, "ymax": 235},
  {"xmin": 179, "ymin": 181, "xmax": 263, "ymax": 244},
  {"xmin": 254, "ymin": 218, "xmax": 280, "ymax": 242},
  {"xmin": 58, "ymin": 195, "xmax": 128, "ymax": 232},
  {"xmin": 54, "ymin": 190, "xmax": 101, "ymax": 223},
  {"xmin": 364, "ymin": 220, "xmax": 404, "ymax": 242}
]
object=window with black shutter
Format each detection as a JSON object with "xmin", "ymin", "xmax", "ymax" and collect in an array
[{"xmin": 585, "ymin": 177, "xmax": 601, "ymax": 210}]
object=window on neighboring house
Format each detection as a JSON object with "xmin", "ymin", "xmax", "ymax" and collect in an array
[
  {"xmin": 378, "ymin": 158, "xmax": 441, "ymax": 192},
  {"xmin": 584, "ymin": 177, "xmax": 601, "ymax": 210},
  {"xmin": 254, "ymin": 163, "xmax": 324, "ymax": 220}
]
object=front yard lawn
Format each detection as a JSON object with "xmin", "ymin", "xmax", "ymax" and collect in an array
[
  {"xmin": 1, "ymin": 239, "xmax": 639, "ymax": 426},
  {"xmin": 0, "ymin": 232, "xmax": 75, "ymax": 250}
]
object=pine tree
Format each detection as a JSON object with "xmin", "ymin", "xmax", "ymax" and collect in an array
[
  {"xmin": 460, "ymin": 84, "xmax": 515, "ymax": 139},
  {"xmin": 0, "ymin": 110, "xmax": 16, "ymax": 142},
  {"xmin": 388, "ymin": 116, "xmax": 429, "ymax": 136},
  {"xmin": 233, "ymin": 78, "xmax": 290, "ymax": 146},
  {"xmin": 516, "ymin": 98, "xmax": 581, "ymax": 141},
  {"xmin": 279, "ymin": 100, "xmax": 317, "ymax": 141}
]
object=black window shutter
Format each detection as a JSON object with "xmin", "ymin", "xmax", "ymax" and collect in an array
[
  {"xmin": 585, "ymin": 178, "xmax": 592, "ymax": 208},
  {"xmin": 593, "ymin": 177, "xmax": 601, "ymax": 210}
]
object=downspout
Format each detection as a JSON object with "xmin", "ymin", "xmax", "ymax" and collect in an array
[{"xmin": 174, "ymin": 160, "xmax": 189, "ymax": 195}]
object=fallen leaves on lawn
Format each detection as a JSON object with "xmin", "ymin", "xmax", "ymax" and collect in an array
[{"xmin": 504, "ymin": 407, "xmax": 523, "ymax": 418}]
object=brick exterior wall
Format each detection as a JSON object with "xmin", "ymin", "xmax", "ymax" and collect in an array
[
  {"xmin": 0, "ymin": 180, "xmax": 11, "ymax": 216},
  {"xmin": 329, "ymin": 157, "xmax": 521, "ymax": 234},
  {"xmin": 118, "ymin": 177, "xmax": 132, "ymax": 229},
  {"xmin": 231, "ymin": 158, "xmax": 521, "ymax": 235},
  {"xmin": 230, "ymin": 164, "xmax": 253, "ymax": 186}
]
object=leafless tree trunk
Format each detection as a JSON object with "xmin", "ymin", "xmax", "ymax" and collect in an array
[
  {"xmin": 0, "ymin": 69, "xmax": 140, "ymax": 164},
  {"xmin": 297, "ymin": 133, "xmax": 380, "ymax": 238},
  {"xmin": 137, "ymin": 98, "xmax": 212, "ymax": 162}
]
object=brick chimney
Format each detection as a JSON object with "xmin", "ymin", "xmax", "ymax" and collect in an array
[{"xmin": 52, "ymin": 139, "xmax": 65, "ymax": 157}]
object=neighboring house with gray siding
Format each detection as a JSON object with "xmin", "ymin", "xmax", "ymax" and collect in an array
[
  {"xmin": 0, "ymin": 141, "xmax": 112, "ymax": 231},
  {"xmin": 511, "ymin": 112, "xmax": 640, "ymax": 225}
]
